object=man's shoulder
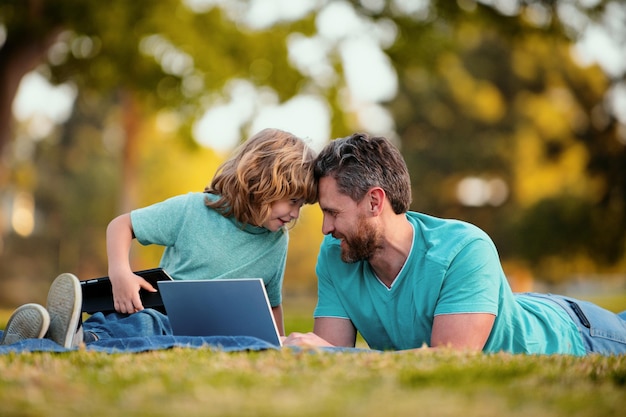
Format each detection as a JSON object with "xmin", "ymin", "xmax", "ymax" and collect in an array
[
  {"xmin": 407, "ymin": 211, "xmax": 495, "ymax": 263},
  {"xmin": 407, "ymin": 211, "xmax": 488, "ymax": 238}
]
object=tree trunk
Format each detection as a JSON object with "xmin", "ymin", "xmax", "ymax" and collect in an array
[{"xmin": 119, "ymin": 89, "xmax": 142, "ymax": 214}]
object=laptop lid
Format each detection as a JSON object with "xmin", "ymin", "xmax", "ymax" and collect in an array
[
  {"xmin": 81, "ymin": 268, "xmax": 173, "ymax": 314},
  {"xmin": 157, "ymin": 279, "xmax": 282, "ymax": 347}
]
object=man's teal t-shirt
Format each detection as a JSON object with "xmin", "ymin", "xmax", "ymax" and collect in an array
[
  {"xmin": 130, "ymin": 192, "xmax": 288, "ymax": 306},
  {"xmin": 314, "ymin": 212, "xmax": 586, "ymax": 355}
]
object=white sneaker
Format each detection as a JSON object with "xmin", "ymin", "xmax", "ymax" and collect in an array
[
  {"xmin": 0, "ymin": 303, "xmax": 50, "ymax": 345},
  {"xmin": 45, "ymin": 273, "xmax": 83, "ymax": 348}
]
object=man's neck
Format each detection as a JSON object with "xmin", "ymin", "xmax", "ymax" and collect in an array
[{"xmin": 368, "ymin": 215, "xmax": 414, "ymax": 288}]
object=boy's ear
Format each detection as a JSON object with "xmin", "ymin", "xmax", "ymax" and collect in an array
[{"xmin": 368, "ymin": 187, "xmax": 386, "ymax": 215}]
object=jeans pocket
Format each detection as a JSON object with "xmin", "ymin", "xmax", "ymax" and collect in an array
[{"xmin": 570, "ymin": 299, "xmax": 626, "ymax": 344}]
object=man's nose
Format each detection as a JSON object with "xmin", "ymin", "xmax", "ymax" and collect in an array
[{"xmin": 321, "ymin": 216, "xmax": 334, "ymax": 235}]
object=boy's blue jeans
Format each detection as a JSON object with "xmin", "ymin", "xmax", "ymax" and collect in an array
[
  {"xmin": 525, "ymin": 293, "xmax": 626, "ymax": 355},
  {"xmin": 84, "ymin": 309, "xmax": 172, "ymax": 340}
]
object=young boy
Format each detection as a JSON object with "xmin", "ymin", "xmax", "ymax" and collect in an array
[{"xmin": 1, "ymin": 128, "xmax": 317, "ymax": 347}]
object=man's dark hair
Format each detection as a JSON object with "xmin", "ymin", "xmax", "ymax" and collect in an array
[{"xmin": 314, "ymin": 133, "xmax": 412, "ymax": 214}]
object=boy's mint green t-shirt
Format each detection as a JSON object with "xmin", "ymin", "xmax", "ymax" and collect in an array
[
  {"xmin": 314, "ymin": 212, "xmax": 586, "ymax": 355},
  {"xmin": 130, "ymin": 192, "xmax": 288, "ymax": 306}
]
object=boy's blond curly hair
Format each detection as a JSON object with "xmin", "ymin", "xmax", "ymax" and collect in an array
[{"xmin": 204, "ymin": 128, "xmax": 317, "ymax": 227}]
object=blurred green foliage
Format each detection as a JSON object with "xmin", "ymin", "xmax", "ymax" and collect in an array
[{"xmin": 0, "ymin": 0, "xmax": 624, "ymax": 306}]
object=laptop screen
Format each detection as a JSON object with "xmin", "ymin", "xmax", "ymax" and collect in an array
[{"xmin": 157, "ymin": 279, "xmax": 282, "ymax": 346}]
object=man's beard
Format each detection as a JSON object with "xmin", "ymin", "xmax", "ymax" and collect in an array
[{"xmin": 339, "ymin": 216, "xmax": 383, "ymax": 263}]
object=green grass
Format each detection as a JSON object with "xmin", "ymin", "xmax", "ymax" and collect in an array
[
  {"xmin": 0, "ymin": 295, "xmax": 625, "ymax": 417},
  {"xmin": 0, "ymin": 348, "xmax": 624, "ymax": 417}
]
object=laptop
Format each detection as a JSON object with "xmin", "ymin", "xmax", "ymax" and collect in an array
[
  {"xmin": 81, "ymin": 268, "xmax": 173, "ymax": 314},
  {"xmin": 157, "ymin": 278, "xmax": 282, "ymax": 347}
]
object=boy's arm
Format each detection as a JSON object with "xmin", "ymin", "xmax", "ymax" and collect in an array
[
  {"xmin": 106, "ymin": 213, "xmax": 156, "ymax": 313},
  {"xmin": 271, "ymin": 305, "xmax": 285, "ymax": 336}
]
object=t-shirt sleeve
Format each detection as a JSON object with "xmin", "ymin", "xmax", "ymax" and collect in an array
[
  {"xmin": 130, "ymin": 195, "xmax": 188, "ymax": 246},
  {"xmin": 434, "ymin": 238, "xmax": 501, "ymax": 316}
]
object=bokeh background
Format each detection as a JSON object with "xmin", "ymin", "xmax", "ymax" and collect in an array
[{"xmin": 1, "ymin": 0, "xmax": 625, "ymax": 308}]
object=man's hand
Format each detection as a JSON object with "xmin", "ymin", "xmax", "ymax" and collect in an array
[
  {"xmin": 282, "ymin": 317, "xmax": 358, "ymax": 348},
  {"xmin": 282, "ymin": 332, "xmax": 334, "ymax": 347}
]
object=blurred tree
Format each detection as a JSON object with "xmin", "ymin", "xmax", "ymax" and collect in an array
[
  {"xmin": 345, "ymin": 0, "xmax": 625, "ymax": 282},
  {"xmin": 1, "ymin": 0, "xmax": 625, "ymax": 304},
  {"xmin": 0, "ymin": 0, "xmax": 319, "ymax": 301}
]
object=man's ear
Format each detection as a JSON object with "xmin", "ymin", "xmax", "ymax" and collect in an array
[{"xmin": 368, "ymin": 187, "xmax": 386, "ymax": 216}]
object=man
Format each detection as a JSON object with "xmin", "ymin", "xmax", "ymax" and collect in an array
[{"xmin": 284, "ymin": 133, "xmax": 626, "ymax": 355}]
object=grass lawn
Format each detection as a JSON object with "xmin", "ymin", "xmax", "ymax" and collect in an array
[
  {"xmin": 0, "ymin": 294, "xmax": 625, "ymax": 417},
  {"xmin": 0, "ymin": 347, "xmax": 624, "ymax": 417}
]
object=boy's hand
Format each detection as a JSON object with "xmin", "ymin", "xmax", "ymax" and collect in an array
[{"xmin": 110, "ymin": 271, "xmax": 157, "ymax": 314}]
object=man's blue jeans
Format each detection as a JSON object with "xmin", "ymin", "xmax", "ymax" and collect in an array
[{"xmin": 527, "ymin": 293, "xmax": 626, "ymax": 355}]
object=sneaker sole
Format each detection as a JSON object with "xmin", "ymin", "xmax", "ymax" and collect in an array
[
  {"xmin": 0, "ymin": 303, "xmax": 50, "ymax": 345},
  {"xmin": 46, "ymin": 273, "xmax": 82, "ymax": 348}
]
